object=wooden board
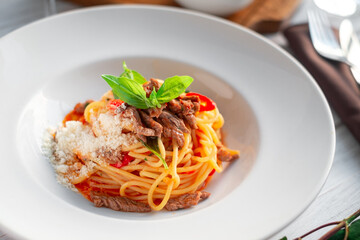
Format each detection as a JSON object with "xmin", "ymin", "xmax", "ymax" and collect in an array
[
  {"xmin": 65, "ymin": 0, "xmax": 301, "ymax": 33},
  {"xmin": 66, "ymin": 0, "xmax": 177, "ymax": 6},
  {"xmin": 228, "ymin": 0, "xmax": 302, "ymax": 33}
]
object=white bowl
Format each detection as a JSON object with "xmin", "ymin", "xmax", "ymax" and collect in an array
[
  {"xmin": 175, "ymin": 0, "xmax": 252, "ymax": 16},
  {"xmin": 0, "ymin": 5, "xmax": 335, "ymax": 240}
]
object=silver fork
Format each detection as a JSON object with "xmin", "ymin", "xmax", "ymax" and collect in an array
[{"xmin": 307, "ymin": 9, "xmax": 349, "ymax": 64}]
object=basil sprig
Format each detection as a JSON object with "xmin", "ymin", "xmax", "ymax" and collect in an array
[
  {"xmin": 102, "ymin": 62, "xmax": 193, "ymax": 109},
  {"xmin": 120, "ymin": 62, "xmax": 147, "ymax": 84}
]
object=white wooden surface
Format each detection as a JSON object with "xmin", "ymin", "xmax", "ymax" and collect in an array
[{"xmin": 0, "ymin": 0, "xmax": 359, "ymax": 239}]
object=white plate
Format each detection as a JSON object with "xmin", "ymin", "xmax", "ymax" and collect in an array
[{"xmin": 0, "ymin": 5, "xmax": 335, "ymax": 240}]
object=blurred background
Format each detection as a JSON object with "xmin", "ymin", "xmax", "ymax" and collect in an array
[{"xmin": 0, "ymin": 0, "xmax": 359, "ymax": 46}]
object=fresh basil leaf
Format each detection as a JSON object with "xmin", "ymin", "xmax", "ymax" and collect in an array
[
  {"xmin": 140, "ymin": 138, "xmax": 168, "ymax": 169},
  {"xmin": 120, "ymin": 62, "xmax": 147, "ymax": 84},
  {"xmin": 149, "ymin": 87, "xmax": 161, "ymax": 108},
  {"xmin": 131, "ymin": 70, "xmax": 147, "ymax": 84},
  {"xmin": 101, "ymin": 74, "xmax": 121, "ymax": 99},
  {"xmin": 328, "ymin": 219, "xmax": 360, "ymax": 240},
  {"xmin": 156, "ymin": 76, "xmax": 193, "ymax": 104},
  {"xmin": 102, "ymin": 75, "xmax": 149, "ymax": 109}
]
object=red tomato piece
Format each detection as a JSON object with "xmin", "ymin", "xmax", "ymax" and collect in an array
[
  {"xmin": 186, "ymin": 92, "xmax": 216, "ymax": 112},
  {"xmin": 107, "ymin": 99, "xmax": 124, "ymax": 113},
  {"xmin": 110, "ymin": 152, "xmax": 134, "ymax": 168},
  {"xmin": 209, "ymin": 169, "xmax": 216, "ymax": 176}
]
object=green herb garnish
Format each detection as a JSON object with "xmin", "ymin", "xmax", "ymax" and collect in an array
[
  {"xmin": 102, "ymin": 62, "xmax": 193, "ymax": 109},
  {"xmin": 281, "ymin": 208, "xmax": 360, "ymax": 240},
  {"xmin": 155, "ymin": 75, "xmax": 193, "ymax": 104},
  {"xmin": 120, "ymin": 62, "xmax": 147, "ymax": 84},
  {"xmin": 139, "ymin": 138, "xmax": 168, "ymax": 169}
]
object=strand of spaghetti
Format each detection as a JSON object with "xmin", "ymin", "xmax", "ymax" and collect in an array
[
  {"xmin": 144, "ymin": 159, "xmax": 164, "ymax": 168},
  {"xmin": 169, "ymin": 166, "xmax": 212, "ymax": 195},
  {"xmin": 147, "ymin": 171, "xmax": 170, "ymax": 210},
  {"xmin": 139, "ymin": 170, "xmax": 161, "ymax": 179},
  {"xmin": 128, "ymin": 152, "xmax": 159, "ymax": 162},
  {"xmin": 130, "ymin": 192, "xmax": 174, "ymax": 201},
  {"xmin": 165, "ymin": 151, "xmax": 173, "ymax": 156},
  {"xmin": 199, "ymin": 123, "xmax": 220, "ymax": 145},
  {"xmin": 90, "ymin": 176, "xmax": 119, "ymax": 184},
  {"xmin": 120, "ymin": 180, "xmax": 153, "ymax": 196},
  {"xmin": 158, "ymin": 137, "xmax": 166, "ymax": 160},
  {"xmin": 151, "ymin": 180, "xmax": 174, "ymax": 211},
  {"xmin": 128, "ymin": 151, "xmax": 164, "ymax": 167},
  {"xmin": 192, "ymin": 145, "xmax": 222, "ymax": 172},
  {"xmin": 181, "ymin": 159, "xmax": 192, "ymax": 167},
  {"xmin": 179, "ymin": 175, "xmax": 197, "ymax": 184},
  {"xmin": 191, "ymin": 129, "xmax": 199, "ymax": 148},
  {"xmin": 177, "ymin": 162, "xmax": 204, "ymax": 172},
  {"xmin": 97, "ymin": 164, "xmax": 159, "ymax": 185},
  {"xmin": 196, "ymin": 130, "xmax": 211, "ymax": 140},
  {"xmin": 179, "ymin": 152, "xmax": 192, "ymax": 165},
  {"xmin": 212, "ymin": 111, "xmax": 224, "ymax": 129},
  {"xmin": 123, "ymin": 181, "xmax": 173, "ymax": 196},
  {"xmin": 195, "ymin": 162, "xmax": 211, "ymax": 182},
  {"xmin": 177, "ymin": 133, "xmax": 191, "ymax": 164},
  {"xmin": 128, "ymin": 158, "xmax": 143, "ymax": 165},
  {"xmin": 170, "ymin": 142, "xmax": 180, "ymax": 189},
  {"xmin": 215, "ymin": 128, "xmax": 222, "ymax": 140},
  {"xmin": 208, "ymin": 127, "xmax": 220, "ymax": 145},
  {"xmin": 95, "ymin": 167, "xmax": 126, "ymax": 185},
  {"xmin": 177, "ymin": 177, "xmax": 198, "ymax": 188},
  {"xmin": 101, "ymin": 166, "xmax": 170, "ymax": 189},
  {"xmin": 70, "ymin": 172, "xmax": 92, "ymax": 184},
  {"xmin": 121, "ymin": 164, "xmax": 164, "ymax": 173},
  {"xmin": 196, "ymin": 109, "xmax": 220, "ymax": 125},
  {"xmin": 122, "ymin": 142, "xmax": 143, "ymax": 151},
  {"xmin": 133, "ymin": 148, "xmax": 151, "ymax": 153}
]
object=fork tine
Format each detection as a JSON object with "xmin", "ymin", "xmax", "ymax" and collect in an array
[{"xmin": 307, "ymin": 8, "xmax": 345, "ymax": 61}]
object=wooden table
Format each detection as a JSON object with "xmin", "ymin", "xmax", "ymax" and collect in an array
[{"xmin": 0, "ymin": 0, "xmax": 359, "ymax": 239}]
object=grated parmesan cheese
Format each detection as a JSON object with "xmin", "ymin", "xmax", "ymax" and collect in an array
[{"xmin": 42, "ymin": 111, "xmax": 138, "ymax": 189}]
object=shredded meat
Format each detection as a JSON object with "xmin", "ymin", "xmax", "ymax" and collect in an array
[
  {"xmin": 168, "ymin": 96, "xmax": 200, "ymax": 129},
  {"xmin": 90, "ymin": 192, "xmax": 151, "ymax": 212},
  {"xmin": 164, "ymin": 191, "xmax": 211, "ymax": 211},
  {"xmin": 143, "ymin": 78, "xmax": 162, "ymax": 97},
  {"xmin": 121, "ymin": 106, "xmax": 157, "ymax": 141},
  {"xmin": 96, "ymin": 147, "xmax": 122, "ymax": 165},
  {"xmin": 74, "ymin": 100, "xmax": 93, "ymax": 115},
  {"xmin": 143, "ymin": 104, "xmax": 166, "ymax": 118},
  {"xmin": 158, "ymin": 110, "xmax": 189, "ymax": 148},
  {"xmin": 217, "ymin": 145, "xmax": 239, "ymax": 162},
  {"xmin": 138, "ymin": 110, "xmax": 163, "ymax": 137},
  {"xmin": 90, "ymin": 191, "xmax": 209, "ymax": 212}
]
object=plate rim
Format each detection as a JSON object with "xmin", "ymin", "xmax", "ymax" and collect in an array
[{"xmin": 0, "ymin": 4, "xmax": 336, "ymax": 240}]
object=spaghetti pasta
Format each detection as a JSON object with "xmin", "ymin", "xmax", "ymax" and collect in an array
[{"xmin": 45, "ymin": 66, "xmax": 239, "ymax": 212}]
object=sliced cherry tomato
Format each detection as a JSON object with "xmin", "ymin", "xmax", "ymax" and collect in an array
[
  {"xmin": 110, "ymin": 152, "xmax": 134, "ymax": 168},
  {"xmin": 186, "ymin": 92, "xmax": 216, "ymax": 112},
  {"xmin": 106, "ymin": 99, "xmax": 124, "ymax": 113}
]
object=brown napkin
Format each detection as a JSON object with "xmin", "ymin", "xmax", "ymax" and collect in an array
[{"xmin": 283, "ymin": 24, "xmax": 360, "ymax": 143}]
